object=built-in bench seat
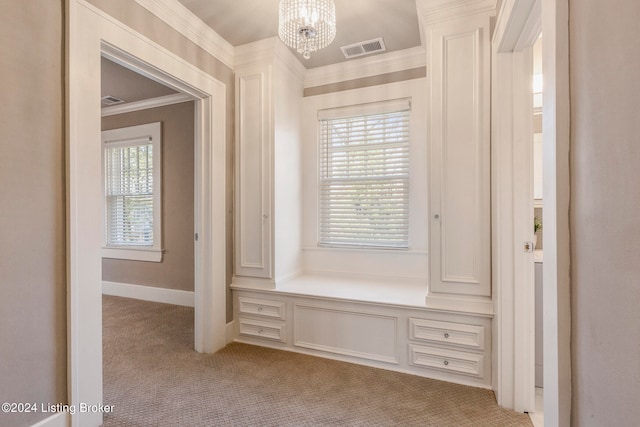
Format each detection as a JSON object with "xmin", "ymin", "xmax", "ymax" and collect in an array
[
  {"xmin": 231, "ymin": 274, "xmax": 494, "ymax": 389},
  {"xmin": 261, "ymin": 274, "xmax": 428, "ymax": 307}
]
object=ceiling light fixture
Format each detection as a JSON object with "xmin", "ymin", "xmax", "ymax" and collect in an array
[{"xmin": 278, "ymin": 0, "xmax": 336, "ymax": 60}]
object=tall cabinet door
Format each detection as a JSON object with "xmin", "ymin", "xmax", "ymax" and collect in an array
[
  {"xmin": 427, "ymin": 14, "xmax": 492, "ymax": 297},
  {"xmin": 235, "ymin": 66, "xmax": 273, "ymax": 279}
]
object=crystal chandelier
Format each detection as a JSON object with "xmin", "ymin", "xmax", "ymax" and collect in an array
[{"xmin": 278, "ymin": 0, "xmax": 336, "ymax": 60}]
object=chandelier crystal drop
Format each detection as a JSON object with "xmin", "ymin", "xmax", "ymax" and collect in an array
[{"xmin": 278, "ymin": 0, "xmax": 336, "ymax": 60}]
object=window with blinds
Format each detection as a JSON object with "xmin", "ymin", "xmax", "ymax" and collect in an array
[
  {"xmin": 318, "ymin": 99, "xmax": 410, "ymax": 249},
  {"xmin": 102, "ymin": 122, "xmax": 162, "ymax": 260},
  {"xmin": 105, "ymin": 140, "xmax": 154, "ymax": 246}
]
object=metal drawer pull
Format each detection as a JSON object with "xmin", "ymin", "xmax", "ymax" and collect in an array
[
  {"xmin": 444, "ymin": 332, "xmax": 450, "ymax": 339},
  {"xmin": 443, "ymin": 360, "xmax": 449, "ymax": 366},
  {"xmin": 257, "ymin": 307, "xmax": 263, "ymax": 312},
  {"xmin": 258, "ymin": 329, "xmax": 263, "ymax": 334}
]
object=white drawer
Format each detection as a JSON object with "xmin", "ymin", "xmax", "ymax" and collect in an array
[
  {"xmin": 409, "ymin": 318, "xmax": 485, "ymax": 350},
  {"xmin": 409, "ymin": 344, "xmax": 485, "ymax": 378},
  {"xmin": 238, "ymin": 296, "xmax": 286, "ymax": 320},
  {"xmin": 239, "ymin": 318, "xmax": 286, "ymax": 343}
]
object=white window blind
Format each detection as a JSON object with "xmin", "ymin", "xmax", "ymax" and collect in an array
[
  {"xmin": 319, "ymin": 99, "xmax": 410, "ymax": 248},
  {"xmin": 105, "ymin": 138, "xmax": 154, "ymax": 246},
  {"xmin": 102, "ymin": 122, "xmax": 162, "ymax": 261}
]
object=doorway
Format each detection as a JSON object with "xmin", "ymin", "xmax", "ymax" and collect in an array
[
  {"xmin": 100, "ymin": 56, "xmax": 197, "ymax": 308},
  {"xmin": 67, "ymin": 3, "xmax": 227, "ymax": 424},
  {"xmin": 530, "ymin": 33, "xmax": 544, "ymax": 427},
  {"xmin": 100, "ymin": 55, "xmax": 198, "ymax": 416},
  {"xmin": 492, "ymin": 0, "xmax": 572, "ymax": 424}
]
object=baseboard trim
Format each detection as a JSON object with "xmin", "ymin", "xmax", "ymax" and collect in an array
[
  {"xmin": 30, "ymin": 412, "xmax": 69, "ymax": 427},
  {"xmin": 102, "ymin": 281, "xmax": 195, "ymax": 307},
  {"xmin": 225, "ymin": 320, "xmax": 236, "ymax": 344}
]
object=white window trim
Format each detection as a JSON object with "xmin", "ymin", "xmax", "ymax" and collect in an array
[
  {"xmin": 101, "ymin": 122, "xmax": 163, "ymax": 262},
  {"xmin": 317, "ymin": 98, "xmax": 411, "ymax": 249}
]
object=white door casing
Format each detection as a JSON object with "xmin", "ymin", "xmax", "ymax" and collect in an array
[
  {"xmin": 67, "ymin": 1, "xmax": 227, "ymax": 425},
  {"xmin": 492, "ymin": 0, "xmax": 571, "ymax": 424},
  {"xmin": 491, "ymin": 0, "xmax": 540, "ymax": 413}
]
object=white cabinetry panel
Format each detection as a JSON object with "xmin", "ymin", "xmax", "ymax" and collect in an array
[
  {"xmin": 238, "ymin": 296, "xmax": 286, "ymax": 320},
  {"xmin": 235, "ymin": 68, "xmax": 272, "ymax": 278},
  {"xmin": 293, "ymin": 305, "xmax": 399, "ymax": 364},
  {"xmin": 428, "ymin": 14, "xmax": 491, "ymax": 297},
  {"xmin": 232, "ymin": 287, "xmax": 492, "ymax": 388},
  {"xmin": 409, "ymin": 318, "xmax": 485, "ymax": 350},
  {"xmin": 239, "ymin": 318, "xmax": 285, "ymax": 342},
  {"xmin": 409, "ymin": 344, "xmax": 485, "ymax": 378}
]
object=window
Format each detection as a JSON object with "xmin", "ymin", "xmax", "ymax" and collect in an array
[
  {"xmin": 318, "ymin": 99, "xmax": 410, "ymax": 249},
  {"xmin": 102, "ymin": 122, "xmax": 162, "ymax": 262}
]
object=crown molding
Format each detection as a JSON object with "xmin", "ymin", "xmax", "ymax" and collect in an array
[
  {"xmin": 234, "ymin": 38, "xmax": 279, "ymax": 68},
  {"xmin": 133, "ymin": 0, "xmax": 234, "ymax": 69},
  {"xmin": 304, "ymin": 46, "xmax": 426, "ymax": 89},
  {"xmin": 416, "ymin": 0, "xmax": 498, "ymax": 24},
  {"xmin": 234, "ymin": 37, "xmax": 306, "ymax": 81},
  {"xmin": 101, "ymin": 93, "xmax": 193, "ymax": 117}
]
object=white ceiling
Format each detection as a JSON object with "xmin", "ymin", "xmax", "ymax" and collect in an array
[{"xmin": 177, "ymin": 0, "xmax": 422, "ymax": 68}]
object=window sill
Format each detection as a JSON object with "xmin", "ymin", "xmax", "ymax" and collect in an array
[{"xmin": 102, "ymin": 247, "xmax": 163, "ymax": 262}]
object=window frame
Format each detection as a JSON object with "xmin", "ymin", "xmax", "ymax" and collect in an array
[
  {"xmin": 101, "ymin": 122, "xmax": 163, "ymax": 262},
  {"xmin": 317, "ymin": 99, "xmax": 411, "ymax": 250}
]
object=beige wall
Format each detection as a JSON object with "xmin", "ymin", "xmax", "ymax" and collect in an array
[
  {"xmin": 303, "ymin": 67, "xmax": 427, "ymax": 96},
  {"xmin": 0, "ymin": 2, "xmax": 66, "ymax": 426},
  {"xmin": 102, "ymin": 102, "xmax": 195, "ymax": 291},
  {"xmin": 570, "ymin": 1, "xmax": 640, "ymax": 424},
  {"xmin": 88, "ymin": 0, "xmax": 235, "ymax": 320}
]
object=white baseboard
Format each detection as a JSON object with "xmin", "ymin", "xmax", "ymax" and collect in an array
[
  {"xmin": 225, "ymin": 320, "xmax": 236, "ymax": 344},
  {"xmin": 31, "ymin": 412, "xmax": 69, "ymax": 427},
  {"xmin": 102, "ymin": 281, "xmax": 194, "ymax": 307}
]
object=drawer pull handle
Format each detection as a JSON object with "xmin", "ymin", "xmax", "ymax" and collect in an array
[
  {"xmin": 257, "ymin": 307, "xmax": 263, "ymax": 312},
  {"xmin": 443, "ymin": 360, "xmax": 449, "ymax": 366},
  {"xmin": 444, "ymin": 332, "xmax": 450, "ymax": 339},
  {"xmin": 258, "ymin": 329, "xmax": 263, "ymax": 334}
]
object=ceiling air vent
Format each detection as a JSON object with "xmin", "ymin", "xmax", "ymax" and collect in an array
[
  {"xmin": 340, "ymin": 37, "xmax": 386, "ymax": 59},
  {"xmin": 101, "ymin": 95, "xmax": 125, "ymax": 106}
]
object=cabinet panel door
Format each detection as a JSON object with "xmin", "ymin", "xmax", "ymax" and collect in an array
[
  {"xmin": 235, "ymin": 68, "xmax": 272, "ymax": 278},
  {"xmin": 428, "ymin": 15, "xmax": 491, "ymax": 296}
]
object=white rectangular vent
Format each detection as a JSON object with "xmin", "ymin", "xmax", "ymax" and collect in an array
[
  {"xmin": 101, "ymin": 95, "xmax": 125, "ymax": 106},
  {"xmin": 340, "ymin": 37, "xmax": 386, "ymax": 59}
]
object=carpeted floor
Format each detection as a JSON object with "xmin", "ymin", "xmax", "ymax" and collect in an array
[{"xmin": 103, "ymin": 295, "xmax": 533, "ymax": 426}]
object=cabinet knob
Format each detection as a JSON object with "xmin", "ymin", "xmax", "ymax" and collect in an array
[
  {"xmin": 434, "ymin": 214, "xmax": 440, "ymax": 219},
  {"xmin": 443, "ymin": 360, "xmax": 449, "ymax": 366},
  {"xmin": 258, "ymin": 329, "xmax": 263, "ymax": 334},
  {"xmin": 257, "ymin": 307, "xmax": 263, "ymax": 312},
  {"xmin": 444, "ymin": 332, "xmax": 450, "ymax": 339}
]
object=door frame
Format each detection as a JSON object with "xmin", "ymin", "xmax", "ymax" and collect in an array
[
  {"xmin": 492, "ymin": 0, "xmax": 540, "ymax": 413},
  {"xmin": 492, "ymin": 0, "xmax": 571, "ymax": 423},
  {"xmin": 67, "ymin": 1, "xmax": 227, "ymax": 425}
]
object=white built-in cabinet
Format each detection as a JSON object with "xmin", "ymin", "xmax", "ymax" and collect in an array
[
  {"xmin": 232, "ymin": 1, "xmax": 497, "ymax": 391},
  {"xmin": 233, "ymin": 289, "xmax": 493, "ymax": 388},
  {"xmin": 234, "ymin": 66, "xmax": 273, "ymax": 279},
  {"xmin": 233, "ymin": 39, "xmax": 305, "ymax": 285},
  {"xmin": 421, "ymin": 1, "xmax": 494, "ymax": 301}
]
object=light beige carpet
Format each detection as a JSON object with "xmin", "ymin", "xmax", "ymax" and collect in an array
[{"xmin": 103, "ymin": 295, "xmax": 532, "ymax": 426}]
